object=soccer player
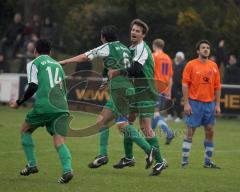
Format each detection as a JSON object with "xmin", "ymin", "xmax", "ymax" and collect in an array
[
  {"xmin": 59, "ymin": 25, "xmax": 157, "ymax": 171},
  {"xmin": 113, "ymin": 19, "xmax": 166, "ymax": 176},
  {"xmin": 9, "ymin": 39, "xmax": 73, "ymax": 184},
  {"xmin": 151, "ymin": 38, "xmax": 175, "ymax": 145},
  {"xmin": 181, "ymin": 40, "xmax": 221, "ymax": 168}
]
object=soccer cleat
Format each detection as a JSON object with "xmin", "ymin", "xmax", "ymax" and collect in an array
[
  {"xmin": 113, "ymin": 157, "xmax": 135, "ymax": 169},
  {"xmin": 88, "ymin": 155, "xmax": 109, "ymax": 168},
  {"xmin": 181, "ymin": 162, "xmax": 189, "ymax": 168},
  {"xmin": 20, "ymin": 165, "xmax": 39, "ymax": 176},
  {"xmin": 165, "ymin": 135, "xmax": 175, "ymax": 145},
  {"xmin": 204, "ymin": 162, "xmax": 221, "ymax": 169},
  {"xmin": 150, "ymin": 162, "xmax": 165, "ymax": 176},
  {"xmin": 145, "ymin": 147, "xmax": 157, "ymax": 169},
  {"xmin": 162, "ymin": 158, "xmax": 168, "ymax": 169},
  {"xmin": 58, "ymin": 171, "xmax": 74, "ymax": 184},
  {"xmin": 174, "ymin": 117, "xmax": 182, "ymax": 123}
]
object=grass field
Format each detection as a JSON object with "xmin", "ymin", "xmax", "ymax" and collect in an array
[{"xmin": 0, "ymin": 106, "xmax": 239, "ymax": 192}]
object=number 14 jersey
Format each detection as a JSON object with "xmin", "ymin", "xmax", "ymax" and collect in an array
[{"xmin": 27, "ymin": 55, "xmax": 68, "ymax": 114}]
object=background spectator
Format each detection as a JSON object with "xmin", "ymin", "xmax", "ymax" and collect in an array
[
  {"xmin": 1, "ymin": 13, "xmax": 24, "ymax": 59},
  {"xmin": 16, "ymin": 41, "xmax": 35, "ymax": 73},
  {"xmin": 224, "ymin": 54, "xmax": 240, "ymax": 85},
  {"xmin": 0, "ymin": 51, "xmax": 10, "ymax": 73},
  {"xmin": 40, "ymin": 17, "xmax": 53, "ymax": 40},
  {"xmin": 170, "ymin": 51, "xmax": 186, "ymax": 122},
  {"xmin": 30, "ymin": 14, "xmax": 41, "ymax": 38}
]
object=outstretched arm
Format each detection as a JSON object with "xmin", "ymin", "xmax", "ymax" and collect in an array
[{"xmin": 59, "ymin": 54, "xmax": 89, "ymax": 65}]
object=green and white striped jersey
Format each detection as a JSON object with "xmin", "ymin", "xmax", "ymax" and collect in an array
[{"xmin": 27, "ymin": 55, "xmax": 68, "ymax": 114}]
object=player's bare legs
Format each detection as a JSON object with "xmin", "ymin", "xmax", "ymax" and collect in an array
[
  {"xmin": 203, "ymin": 125, "xmax": 219, "ymax": 168},
  {"xmin": 88, "ymin": 108, "xmax": 114, "ymax": 168}
]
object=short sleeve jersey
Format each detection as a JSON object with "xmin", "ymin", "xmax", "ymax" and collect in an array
[
  {"xmin": 129, "ymin": 41, "xmax": 157, "ymax": 97},
  {"xmin": 153, "ymin": 50, "xmax": 173, "ymax": 93},
  {"xmin": 129, "ymin": 41, "xmax": 154, "ymax": 79},
  {"xmin": 27, "ymin": 55, "xmax": 68, "ymax": 114},
  {"xmin": 85, "ymin": 41, "xmax": 133, "ymax": 90},
  {"xmin": 182, "ymin": 58, "xmax": 221, "ymax": 102}
]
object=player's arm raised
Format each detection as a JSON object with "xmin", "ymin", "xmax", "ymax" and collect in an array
[{"xmin": 59, "ymin": 54, "xmax": 89, "ymax": 65}]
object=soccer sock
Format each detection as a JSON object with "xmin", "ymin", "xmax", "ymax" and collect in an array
[
  {"xmin": 157, "ymin": 115, "xmax": 174, "ymax": 138},
  {"xmin": 182, "ymin": 139, "xmax": 192, "ymax": 163},
  {"xmin": 124, "ymin": 136, "xmax": 133, "ymax": 159},
  {"xmin": 123, "ymin": 124, "xmax": 151, "ymax": 154},
  {"xmin": 99, "ymin": 127, "xmax": 109, "ymax": 156},
  {"xmin": 146, "ymin": 136, "xmax": 163, "ymax": 163},
  {"xmin": 151, "ymin": 116, "xmax": 161, "ymax": 130},
  {"xmin": 56, "ymin": 144, "xmax": 72, "ymax": 173},
  {"xmin": 21, "ymin": 132, "xmax": 37, "ymax": 167},
  {"xmin": 204, "ymin": 140, "xmax": 214, "ymax": 165}
]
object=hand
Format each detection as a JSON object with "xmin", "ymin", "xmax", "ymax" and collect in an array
[
  {"xmin": 99, "ymin": 81, "xmax": 108, "ymax": 90},
  {"xmin": 184, "ymin": 102, "xmax": 192, "ymax": 116},
  {"xmin": 218, "ymin": 40, "xmax": 224, "ymax": 47},
  {"xmin": 59, "ymin": 60, "xmax": 67, "ymax": 65},
  {"xmin": 215, "ymin": 104, "xmax": 221, "ymax": 116},
  {"xmin": 9, "ymin": 100, "xmax": 19, "ymax": 109},
  {"xmin": 108, "ymin": 69, "xmax": 120, "ymax": 79},
  {"xmin": 165, "ymin": 91, "xmax": 171, "ymax": 100}
]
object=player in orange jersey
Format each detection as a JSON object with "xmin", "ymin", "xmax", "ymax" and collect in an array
[
  {"xmin": 181, "ymin": 40, "xmax": 221, "ymax": 168},
  {"xmin": 151, "ymin": 39, "xmax": 174, "ymax": 145}
]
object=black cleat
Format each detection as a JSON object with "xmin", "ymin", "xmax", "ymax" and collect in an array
[
  {"xmin": 145, "ymin": 147, "xmax": 157, "ymax": 169},
  {"xmin": 204, "ymin": 162, "xmax": 221, "ymax": 169},
  {"xmin": 150, "ymin": 162, "xmax": 165, "ymax": 176},
  {"xmin": 58, "ymin": 171, "xmax": 74, "ymax": 184},
  {"xmin": 113, "ymin": 157, "xmax": 135, "ymax": 169},
  {"xmin": 20, "ymin": 165, "xmax": 39, "ymax": 176},
  {"xmin": 165, "ymin": 135, "xmax": 175, "ymax": 145},
  {"xmin": 88, "ymin": 155, "xmax": 109, "ymax": 168},
  {"xmin": 181, "ymin": 162, "xmax": 189, "ymax": 168}
]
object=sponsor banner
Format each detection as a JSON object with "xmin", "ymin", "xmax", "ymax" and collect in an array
[
  {"xmin": 1, "ymin": 74, "xmax": 239, "ymax": 115},
  {"xmin": 220, "ymin": 84, "xmax": 240, "ymax": 115}
]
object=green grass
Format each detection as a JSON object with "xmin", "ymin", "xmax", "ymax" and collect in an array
[{"xmin": 0, "ymin": 106, "xmax": 239, "ymax": 192}]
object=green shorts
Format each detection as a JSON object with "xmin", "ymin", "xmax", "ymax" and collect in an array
[
  {"xmin": 25, "ymin": 110, "xmax": 70, "ymax": 136},
  {"xmin": 129, "ymin": 101, "xmax": 155, "ymax": 118},
  {"xmin": 105, "ymin": 88, "xmax": 130, "ymax": 118},
  {"xmin": 128, "ymin": 88, "xmax": 155, "ymax": 118}
]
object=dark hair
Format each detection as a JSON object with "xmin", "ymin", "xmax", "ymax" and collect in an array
[
  {"xmin": 35, "ymin": 39, "xmax": 52, "ymax": 54},
  {"xmin": 130, "ymin": 19, "xmax": 149, "ymax": 35},
  {"xmin": 196, "ymin": 40, "xmax": 211, "ymax": 50},
  {"xmin": 101, "ymin": 25, "xmax": 118, "ymax": 42}
]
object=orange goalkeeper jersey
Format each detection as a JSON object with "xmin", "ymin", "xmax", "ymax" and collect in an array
[
  {"xmin": 153, "ymin": 50, "xmax": 173, "ymax": 93},
  {"xmin": 182, "ymin": 58, "xmax": 221, "ymax": 102}
]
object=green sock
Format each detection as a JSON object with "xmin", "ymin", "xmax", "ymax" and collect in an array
[
  {"xmin": 21, "ymin": 132, "xmax": 37, "ymax": 167},
  {"xmin": 123, "ymin": 125, "xmax": 151, "ymax": 154},
  {"xmin": 124, "ymin": 136, "xmax": 133, "ymax": 159},
  {"xmin": 56, "ymin": 144, "xmax": 72, "ymax": 173},
  {"xmin": 99, "ymin": 127, "xmax": 109, "ymax": 156},
  {"xmin": 146, "ymin": 137, "xmax": 163, "ymax": 163}
]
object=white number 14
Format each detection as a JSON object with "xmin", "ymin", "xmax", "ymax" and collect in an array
[{"xmin": 46, "ymin": 66, "xmax": 62, "ymax": 88}]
